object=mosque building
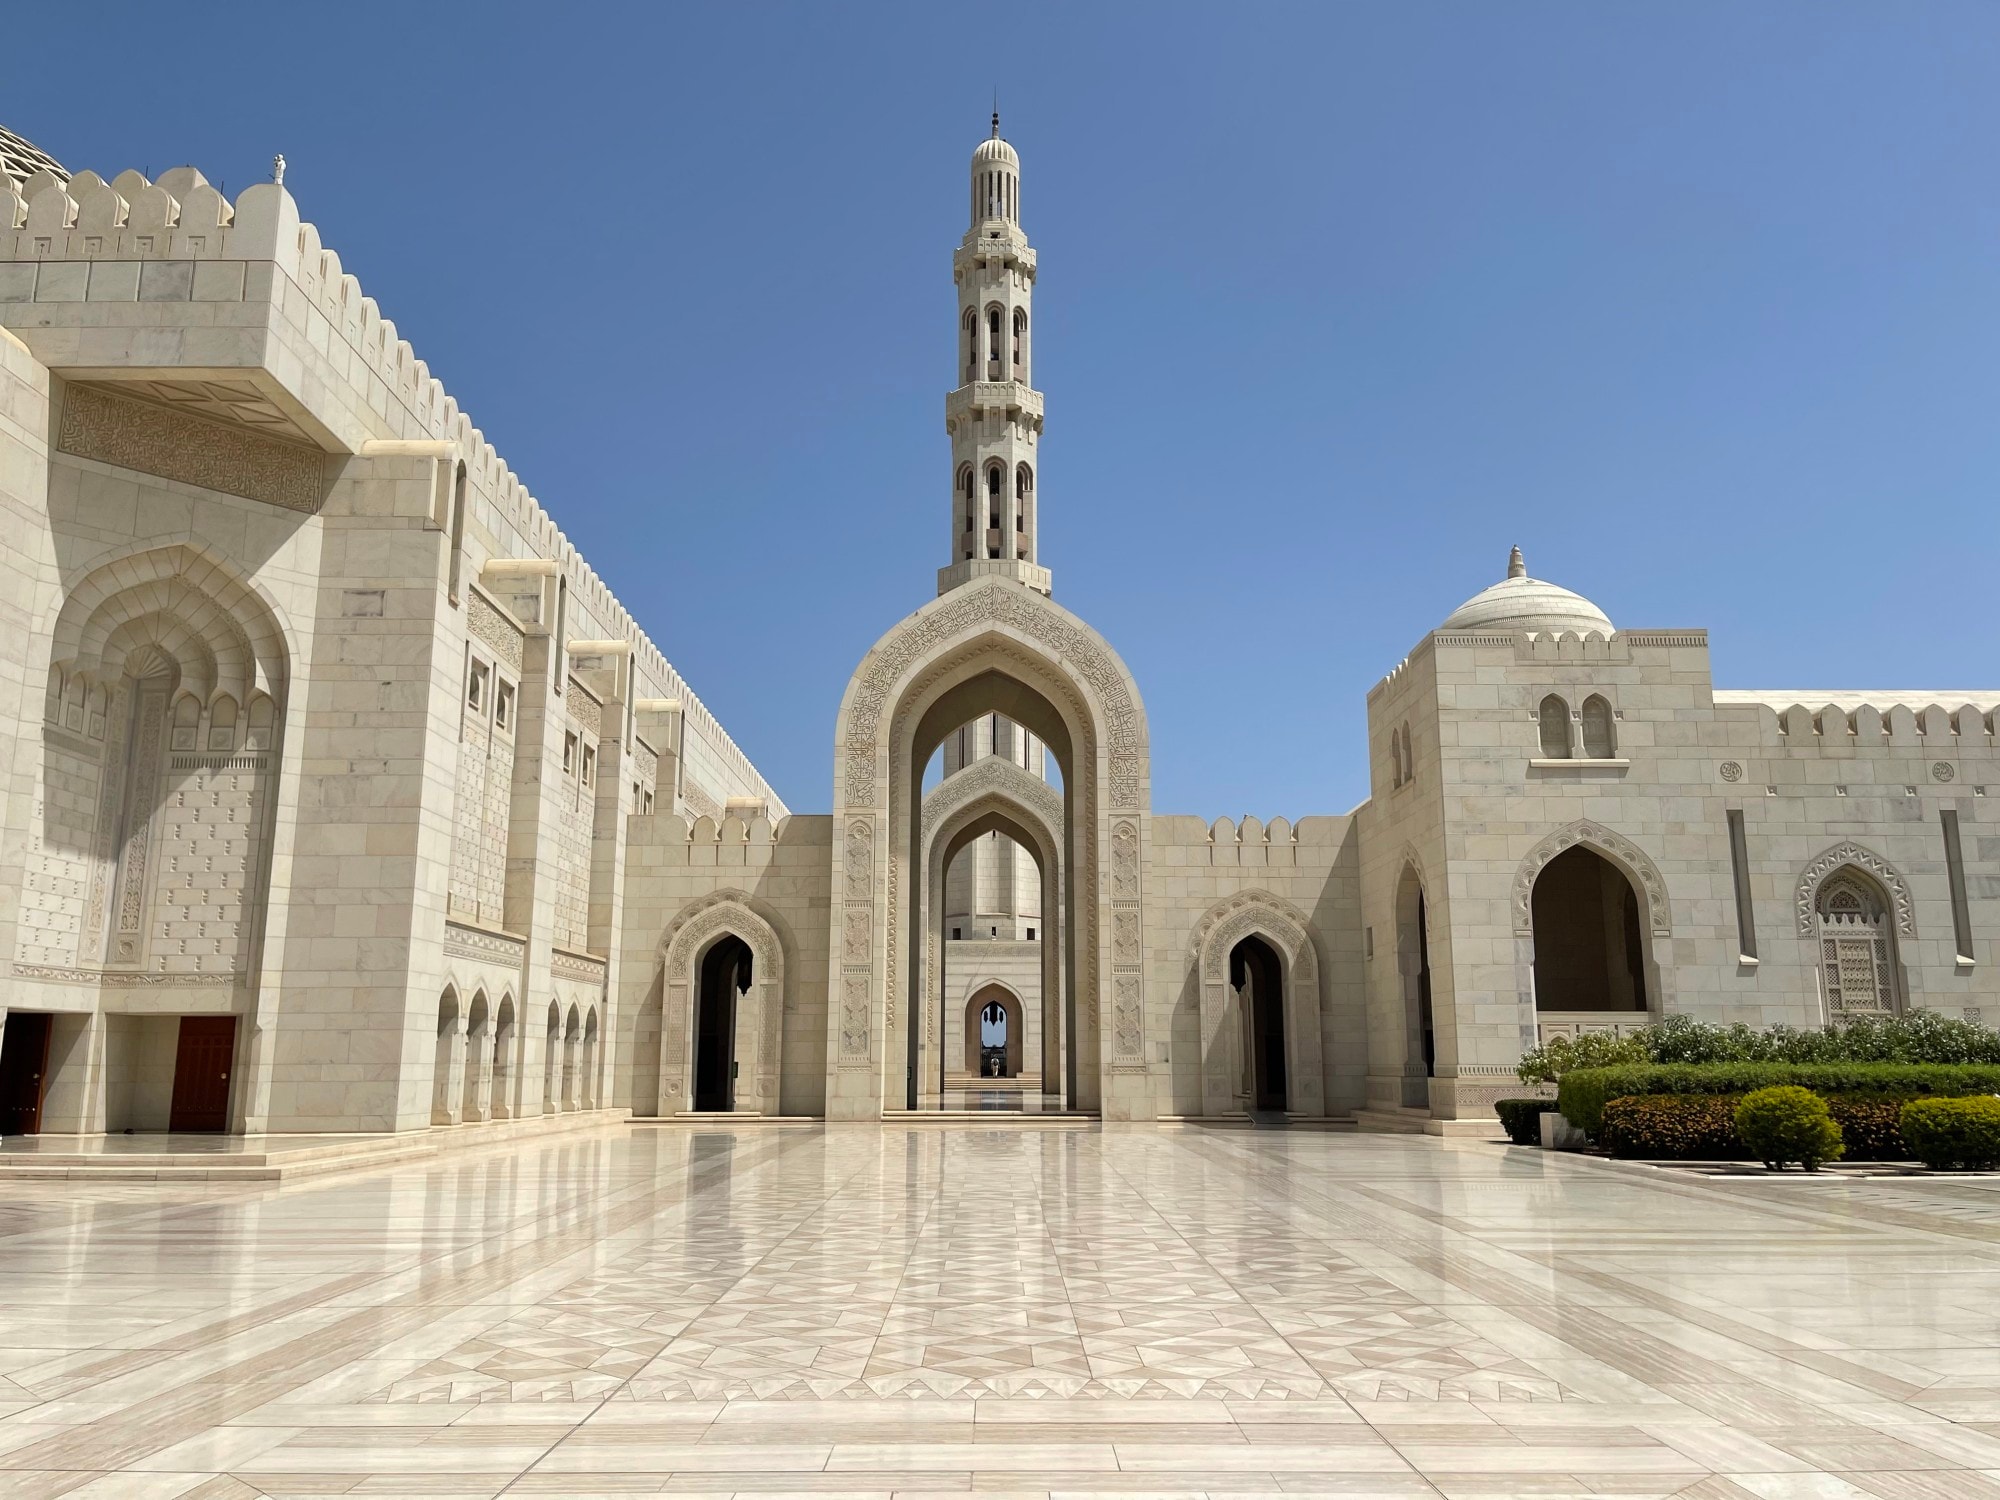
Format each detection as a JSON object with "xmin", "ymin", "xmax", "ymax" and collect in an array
[{"xmin": 0, "ymin": 117, "xmax": 1990, "ymax": 1137}]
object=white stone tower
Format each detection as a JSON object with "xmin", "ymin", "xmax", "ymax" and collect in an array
[{"xmin": 938, "ymin": 112, "xmax": 1049, "ymax": 597}]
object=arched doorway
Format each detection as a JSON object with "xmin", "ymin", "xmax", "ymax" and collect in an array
[
  {"xmin": 1232, "ymin": 935, "xmax": 1287, "ymax": 1112},
  {"xmin": 830, "ymin": 578, "xmax": 1152, "ymax": 1121},
  {"xmin": 695, "ymin": 935, "xmax": 751, "ymax": 1111},
  {"xmin": 1530, "ymin": 844, "xmax": 1648, "ymax": 1012},
  {"xmin": 491, "ymin": 997, "xmax": 515, "ymax": 1119},
  {"xmin": 431, "ymin": 989, "xmax": 461, "ymax": 1125},
  {"xmin": 461, "ymin": 992, "xmax": 490, "ymax": 1122},
  {"xmin": 963, "ymin": 983, "xmax": 1025, "ymax": 1077},
  {"xmin": 542, "ymin": 1002, "xmax": 560, "ymax": 1114},
  {"xmin": 1394, "ymin": 865, "xmax": 1434, "ymax": 1110}
]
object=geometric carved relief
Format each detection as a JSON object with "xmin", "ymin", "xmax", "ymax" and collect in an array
[
  {"xmin": 1795, "ymin": 841, "xmax": 1916, "ymax": 939},
  {"xmin": 1512, "ymin": 820, "xmax": 1671, "ymax": 938},
  {"xmin": 59, "ymin": 382, "xmax": 326, "ymax": 513}
]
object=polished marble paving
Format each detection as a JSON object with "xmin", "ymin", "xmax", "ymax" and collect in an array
[{"xmin": 8, "ymin": 1125, "xmax": 2000, "ymax": 1496}]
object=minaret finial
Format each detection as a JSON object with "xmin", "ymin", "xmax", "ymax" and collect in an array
[{"xmin": 1507, "ymin": 544, "xmax": 1526, "ymax": 579}]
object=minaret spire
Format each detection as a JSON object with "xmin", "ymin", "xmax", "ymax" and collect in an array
[{"xmin": 939, "ymin": 118, "xmax": 1048, "ymax": 596}]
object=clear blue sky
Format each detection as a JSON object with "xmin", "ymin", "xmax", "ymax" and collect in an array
[{"xmin": 14, "ymin": 3, "xmax": 1997, "ymax": 816}]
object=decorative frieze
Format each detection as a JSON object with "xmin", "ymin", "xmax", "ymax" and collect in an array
[
  {"xmin": 466, "ymin": 590, "xmax": 525, "ymax": 670},
  {"xmin": 442, "ymin": 920, "xmax": 525, "ymax": 969},
  {"xmin": 58, "ymin": 382, "xmax": 325, "ymax": 513},
  {"xmin": 550, "ymin": 947, "xmax": 607, "ymax": 986}
]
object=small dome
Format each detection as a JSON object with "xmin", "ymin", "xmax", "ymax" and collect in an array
[
  {"xmin": 1439, "ymin": 546, "xmax": 1614, "ymax": 636},
  {"xmin": 972, "ymin": 134, "xmax": 1018, "ymax": 170},
  {"xmin": 973, "ymin": 110, "xmax": 1018, "ymax": 169},
  {"xmin": 0, "ymin": 124, "xmax": 66, "ymax": 189}
]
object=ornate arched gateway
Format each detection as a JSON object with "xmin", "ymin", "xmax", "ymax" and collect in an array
[
  {"xmin": 658, "ymin": 892, "xmax": 787, "ymax": 1116},
  {"xmin": 1189, "ymin": 891, "xmax": 1326, "ymax": 1119},
  {"xmin": 830, "ymin": 576, "xmax": 1151, "ymax": 1119}
]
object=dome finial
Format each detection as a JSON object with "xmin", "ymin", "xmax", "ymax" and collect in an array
[
  {"xmin": 992, "ymin": 93, "xmax": 1000, "ymax": 139},
  {"xmin": 1507, "ymin": 544, "xmax": 1526, "ymax": 580}
]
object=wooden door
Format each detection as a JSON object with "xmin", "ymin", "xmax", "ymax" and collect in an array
[
  {"xmin": 169, "ymin": 1017, "xmax": 236, "ymax": 1133},
  {"xmin": 0, "ymin": 1012, "xmax": 52, "ymax": 1135}
]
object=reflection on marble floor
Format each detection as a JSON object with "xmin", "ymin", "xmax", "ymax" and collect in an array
[{"xmin": 10, "ymin": 1129, "xmax": 2000, "ymax": 1496}]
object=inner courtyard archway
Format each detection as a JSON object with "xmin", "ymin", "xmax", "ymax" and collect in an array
[{"xmin": 964, "ymin": 983, "xmax": 1025, "ymax": 1077}]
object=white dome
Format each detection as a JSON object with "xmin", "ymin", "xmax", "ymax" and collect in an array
[
  {"xmin": 0, "ymin": 124, "xmax": 66, "ymax": 189},
  {"xmin": 1439, "ymin": 547, "xmax": 1614, "ymax": 636}
]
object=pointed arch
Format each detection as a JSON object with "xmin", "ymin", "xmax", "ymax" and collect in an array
[
  {"xmin": 658, "ymin": 891, "xmax": 787, "ymax": 1115},
  {"xmin": 1513, "ymin": 821, "xmax": 1670, "ymax": 938},
  {"xmin": 1795, "ymin": 842, "xmax": 1915, "ymax": 939},
  {"xmin": 1187, "ymin": 890, "xmax": 1325, "ymax": 1119},
  {"xmin": 830, "ymin": 575, "xmax": 1151, "ymax": 1120}
]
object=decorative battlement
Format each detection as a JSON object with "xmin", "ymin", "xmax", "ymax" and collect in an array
[
  {"xmin": 0, "ymin": 163, "xmax": 782, "ymax": 814},
  {"xmin": 1715, "ymin": 692, "xmax": 1999, "ymax": 749}
]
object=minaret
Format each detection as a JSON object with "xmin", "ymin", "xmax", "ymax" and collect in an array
[{"xmin": 939, "ymin": 112, "xmax": 1050, "ymax": 597}]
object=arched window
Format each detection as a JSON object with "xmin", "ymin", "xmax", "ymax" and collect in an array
[
  {"xmin": 1581, "ymin": 695, "xmax": 1616, "ymax": 759},
  {"xmin": 1538, "ymin": 694, "xmax": 1571, "ymax": 759},
  {"xmin": 1816, "ymin": 871, "xmax": 1901, "ymax": 1018},
  {"xmin": 1401, "ymin": 721, "xmax": 1414, "ymax": 784},
  {"xmin": 207, "ymin": 695, "xmax": 238, "ymax": 753},
  {"xmin": 1011, "ymin": 308, "xmax": 1026, "ymax": 377},
  {"xmin": 1390, "ymin": 728, "xmax": 1403, "ymax": 788},
  {"xmin": 986, "ymin": 306, "xmax": 1002, "ymax": 377},
  {"xmin": 962, "ymin": 308, "xmax": 978, "ymax": 383},
  {"xmin": 958, "ymin": 465, "xmax": 974, "ymax": 530},
  {"xmin": 171, "ymin": 694, "xmax": 200, "ymax": 751},
  {"xmin": 245, "ymin": 695, "xmax": 275, "ymax": 752}
]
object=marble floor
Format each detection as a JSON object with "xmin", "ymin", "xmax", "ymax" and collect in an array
[{"xmin": 6, "ymin": 1127, "xmax": 2000, "ymax": 1498}]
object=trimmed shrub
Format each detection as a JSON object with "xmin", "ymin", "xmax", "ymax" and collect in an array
[
  {"xmin": 1599, "ymin": 1094, "xmax": 1741, "ymax": 1159},
  {"xmin": 1557, "ymin": 1063, "xmax": 2000, "ymax": 1138},
  {"xmin": 1494, "ymin": 1099, "xmax": 1548, "ymax": 1145},
  {"xmin": 1735, "ymin": 1087, "xmax": 1843, "ymax": 1171},
  {"xmin": 1899, "ymin": 1097, "xmax": 2000, "ymax": 1170}
]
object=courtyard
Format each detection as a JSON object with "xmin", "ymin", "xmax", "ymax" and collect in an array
[{"xmin": 0, "ymin": 1129, "xmax": 1999, "ymax": 1496}]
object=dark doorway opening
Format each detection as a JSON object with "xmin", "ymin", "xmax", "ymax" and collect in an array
[
  {"xmin": 0, "ymin": 1012, "xmax": 52, "ymax": 1136},
  {"xmin": 1416, "ymin": 893, "xmax": 1435, "ymax": 1076},
  {"xmin": 170, "ymin": 1016, "xmax": 237, "ymax": 1133},
  {"xmin": 695, "ymin": 936, "xmax": 751, "ymax": 1112},
  {"xmin": 1531, "ymin": 845, "xmax": 1648, "ymax": 1012},
  {"xmin": 1232, "ymin": 935, "xmax": 1288, "ymax": 1112}
]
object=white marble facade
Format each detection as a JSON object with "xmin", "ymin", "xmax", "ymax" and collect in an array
[{"xmin": 0, "ymin": 118, "xmax": 1991, "ymax": 1136}]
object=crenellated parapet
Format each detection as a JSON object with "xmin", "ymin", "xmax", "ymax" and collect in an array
[{"xmin": 1714, "ymin": 691, "xmax": 1999, "ymax": 752}]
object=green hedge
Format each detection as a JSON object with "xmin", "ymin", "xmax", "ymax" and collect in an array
[
  {"xmin": 1493, "ymin": 1099, "xmax": 1547, "ymax": 1145},
  {"xmin": 1558, "ymin": 1063, "xmax": 2000, "ymax": 1137}
]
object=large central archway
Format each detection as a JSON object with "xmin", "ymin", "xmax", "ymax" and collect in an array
[{"xmin": 829, "ymin": 578, "xmax": 1151, "ymax": 1120}]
